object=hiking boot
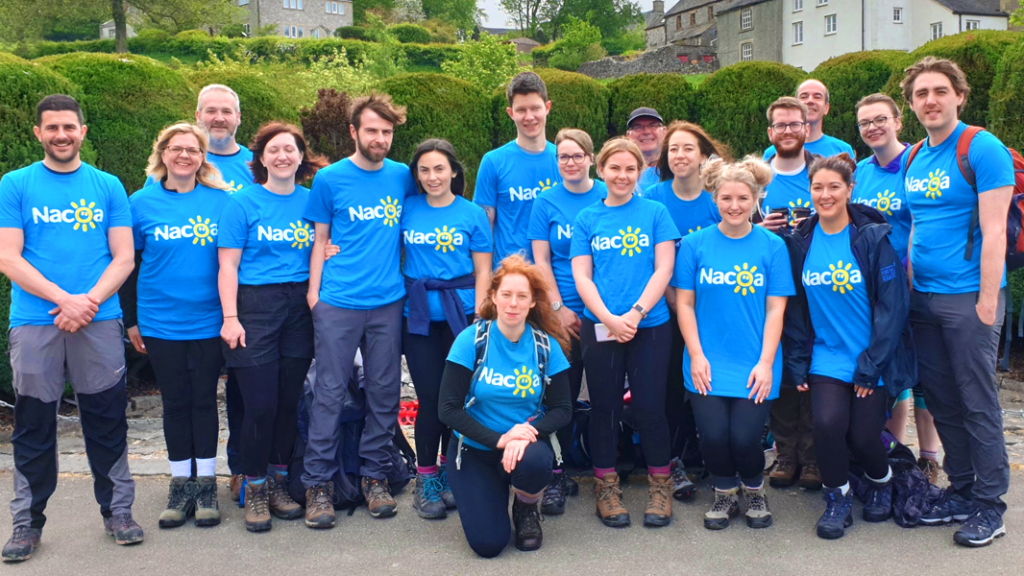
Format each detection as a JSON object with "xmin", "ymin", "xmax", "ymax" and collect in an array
[
  {"xmin": 741, "ymin": 484, "xmax": 772, "ymax": 529},
  {"xmin": 267, "ymin": 473, "xmax": 302, "ymax": 520},
  {"xmin": 230, "ymin": 474, "xmax": 244, "ymax": 507},
  {"xmin": 918, "ymin": 457, "xmax": 940, "ymax": 485},
  {"xmin": 954, "ymin": 506, "xmax": 1006, "ymax": 548},
  {"xmin": 768, "ymin": 460, "xmax": 798, "ymax": 488},
  {"xmin": 541, "ymin": 471, "xmax": 568, "ymax": 515},
  {"xmin": 2, "ymin": 526, "xmax": 41, "ymax": 563},
  {"xmin": 244, "ymin": 480, "xmax": 272, "ymax": 532},
  {"xmin": 704, "ymin": 488, "xmax": 740, "ymax": 530},
  {"xmin": 921, "ymin": 487, "xmax": 975, "ymax": 526},
  {"xmin": 158, "ymin": 477, "xmax": 195, "ymax": 529},
  {"xmin": 304, "ymin": 483, "xmax": 336, "ymax": 529},
  {"xmin": 862, "ymin": 477, "xmax": 892, "ymax": 523},
  {"xmin": 594, "ymin": 473, "xmax": 630, "ymax": 528},
  {"xmin": 644, "ymin": 474, "xmax": 673, "ymax": 527},
  {"xmin": 564, "ymin": 475, "xmax": 579, "ymax": 496},
  {"xmin": 361, "ymin": 477, "xmax": 397, "ymax": 518},
  {"xmin": 670, "ymin": 457, "xmax": 696, "ymax": 501},
  {"xmin": 103, "ymin": 513, "xmax": 144, "ymax": 545},
  {"xmin": 816, "ymin": 487, "xmax": 853, "ymax": 540},
  {"xmin": 438, "ymin": 464, "xmax": 456, "ymax": 509},
  {"xmin": 412, "ymin": 473, "xmax": 447, "ymax": 520},
  {"xmin": 799, "ymin": 463, "xmax": 823, "ymax": 490},
  {"xmin": 512, "ymin": 497, "xmax": 543, "ymax": 551},
  {"xmin": 194, "ymin": 476, "xmax": 221, "ymax": 527}
]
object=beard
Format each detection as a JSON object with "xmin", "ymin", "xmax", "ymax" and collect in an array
[
  {"xmin": 42, "ymin": 138, "xmax": 81, "ymax": 164},
  {"xmin": 772, "ymin": 134, "xmax": 806, "ymax": 159},
  {"xmin": 199, "ymin": 119, "xmax": 238, "ymax": 150},
  {"xmin": 357, "ymin": 137, "xmax": 389, "ymax": 163}
]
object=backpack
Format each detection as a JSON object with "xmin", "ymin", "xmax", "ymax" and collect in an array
[{"xmin": 905, "ymin": 126, "xmax": 1024, "ymax": 270}]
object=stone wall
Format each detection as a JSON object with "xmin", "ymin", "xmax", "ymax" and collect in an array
[{"xmin": 578, "ymin": 44, "xmax": 718, "ymax": 79}]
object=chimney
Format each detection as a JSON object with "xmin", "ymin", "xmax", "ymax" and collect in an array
[{"xmin": 653, "ymin": 0, "xmax": 665, "ymax": 16}]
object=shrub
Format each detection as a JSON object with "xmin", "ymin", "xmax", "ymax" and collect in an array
[
  {"xmin": 170, "ymin": 29, "xmax": 217, "ymax": 55},
  {"xmin": 128, "ymin": 29, "xmax": 171, "ymax": 53},
  {"xmin": 300, "ymin": 88, "xmax": 355, "ymax": 163},
  {"xmin": 601, "ymin": 29, "xmax": 645, "ymax": 56},
  {"xmin": 421, "ymin": 19, "xmax": 458, "ymax": 44},
  {"xmin": 441, "ymin": 33, "xmax": 521, "ymax": 92},
  {"xmin": 401, "ymin": 43, "xmax": 463, "ymax": 69},
  {"xmin": 544, "ymin": 17, "xmax": 606, "ymax": 72},
  {"xmin": 989, "ymin": 37, "xmax": 1024, "ymax": 152},
  {"xmin": 696, "ymin": 61, "xmax": 806, "ymax": 157},
  {"xmin": 380, "ymin": 73, "xmax": 494, "ymax": 194},
  {"xmin": 389, "ymin": 23, "xmax": 432, "ymax": 44},
  {"xmin": 607, "ymin": 73, "xmax": 697, "ymax": 136},
  {"xmin": 336, "ymin": 26, "xmax": 370, "ymax": 40},
  {"xmin": 37, "ymin": 53, "xmax": 196, "ymax": 192},
  {"xmin": 219, "ymin": 24, "xmax": 247, "ymax": 39},
  {"xmin": 25, "ymin": 39, "xmax": 116, "ymax": 59}
]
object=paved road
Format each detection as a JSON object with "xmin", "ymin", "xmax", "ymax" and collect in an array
[{"xmin": 1, "ymin": 471, "xmax": 1022, "ymax": 576}]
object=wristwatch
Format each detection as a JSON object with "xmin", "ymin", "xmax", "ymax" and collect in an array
[
  {"xmin": 631, "ymin": 303, "xmax": 648, "ymax": 318},
  {"xmin": 552, "ymin": 301, "xmax": 564, "ymax": 311}
]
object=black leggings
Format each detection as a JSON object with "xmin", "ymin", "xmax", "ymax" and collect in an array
[
  {"xmin": 144, "ymin": 336, "xmax": 223, "ymax": 462},
  {"xmin": 581, "ymin": 318, "xmax": 671, "ymax": 470},
  {"xmin": 666, "ymin": 314, "xmax": 700, "ymax": 462},
  {"xmin": 810, "ymin": 374, "xmax": 890, "ymax": 488},
  {"xmin": 554, "ymin": 337, "xmax": 584, "ymax": 468},
  {"xmin": 690, "ymin": 393, "xmax": 773, "ymax": 490},
  {"xmin": 235, "ymin": 356, "xmax": 312, "ymax": 478},
  {"xmin": 403, "ymin": 316, "xmax": 471, "ymax": 469},
  {"xmin": 446, "ymin": 440, "xmax": 553, "ymax": 558}
]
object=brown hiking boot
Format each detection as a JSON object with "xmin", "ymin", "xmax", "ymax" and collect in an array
[
  {"xmin": 244, "ymin": 481, "xmax": 272, "ymax": 532},
  {"xmin": 643, "ymin": 474, "xmax": 673, "ymax": 527},
  {"xmin": 304, "ymin": 483, "xmax": 336, "ymax": 529},
  {"xmin": 918, "ymin": 457, "xmax": 940, "ymax": 485},
  {"xmin": 594, "ymin": 473, "xmax": 630, "ymax": 528},
  {"xmin": 361, "ymin": 477, "xmax": 397, "ymax": 518},
  {"xmin": 769, "ymin": 460, "xmax": 799, "ymax": 488},
  {"xmin": 267, "ymin": 473, "xmax": 302, "ymax": 520},
  {"xmin": 799, "ymin": 463, "xmax": 823, "ymax": 490},
  {"xmin": 229, "ymin": 474, "xmax": 244, "ymax": 507}
]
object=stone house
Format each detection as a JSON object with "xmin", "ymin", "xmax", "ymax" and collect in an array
[
  {"xmin": 716, "ymin": 0, "xmax": 783, "ymax": 66},
  {"xmin": 99, "ymin": 20, "xmax": 137, "ymax": 40},
  {"xmin": 646, "ymin": 0, "xmax": 728, "ymax": 48},
  {"xmin": 237, "ymin": 0, "xmax": 353, "ymax": 38}
]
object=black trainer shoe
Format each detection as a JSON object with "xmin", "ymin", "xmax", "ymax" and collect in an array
[
  {"xmin": 861, "ymin": 477, "xmax": 892, "ymax": 523},
  {"xmin": 564, "ymin": 474, "xmax": 580, "ymax": 496},
  {"xmin": 2, "ymin": 526, "xmax": 41, "ymax": 563},
  {"xmin": 670, "ymin": 457, "xmax": 697, "ymax": 501},
  {"xmin": 954, "ymin": 506, "xmax": 1006, "ymax": 548},
  {"xmin": 921, "ymin": 487, "xmax": 975, "ymax": 526},
  {"xmin": 541, "ymin": 471, "xmax": 567, "ymax": 515},
  {"xmin": 512, "ymin": 497, "xmax": 543, "ymax": 552},
  {"xmin": 816, "ymin": 487, "xmax": 853, "ymax": 540},
  {"xmin": 104, "ymin": 513, "xmax": 145, "ymax": 545}
]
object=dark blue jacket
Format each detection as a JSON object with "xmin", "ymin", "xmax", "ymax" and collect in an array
[{"xmin": 781, "ymin": 203, "xmax": 917, "ymax": 396}]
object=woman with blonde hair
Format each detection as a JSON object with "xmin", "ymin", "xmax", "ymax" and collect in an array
[
  {"xmin": 672, "ymin": 155, "xmax": 794, "ymax": 530},
  {"xmin": 120, "ymin": 122, "xmax": 231, "ymax": 529}
]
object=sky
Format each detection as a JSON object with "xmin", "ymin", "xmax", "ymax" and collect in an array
[{"xmin": 477, "ymin": 0, "xmax": 658, "ymax": 28}]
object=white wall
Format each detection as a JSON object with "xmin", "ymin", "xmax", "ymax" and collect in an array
[
  {"xmin": 865, "ymin": 0, "xmax": 912, "ymax": 52},
  {"xmin": 910, "ymin": 0, "xmax": 1007, "ymax": 49},
  {"xmin": 784, "ymin": 0, "xmax": 864, "ymax": 71}
]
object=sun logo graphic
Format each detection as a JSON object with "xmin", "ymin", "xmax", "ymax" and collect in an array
[
  {"xmin": 380, "ymin": 196, "xmax": 400, "ymax": 227},
  {"xmin": 539, "ymin": 178, "xmax": 554, "ymax": 192},
  {"xmin": 688, "ymin": 225, "xmax": 702, "ymax": 234},
  {"xmin": 874, "ymin": 190, "xmax": 898, "ymax": 215},
  {"xmin": 926, "ymin": 170, "xmax": 945, "ymax": 199},
  {"xmin": 512, "ymin": 366, "xmax": 536, "ymax": 398},
  {"xmin": 620, "ymin": 226, "xmax": 642, "ymax": 256},
  {"xmin": 189, "ymin": 215, "xmax": 214, "ymax": 246},
  {"xmin": 733, "ymin": 263, "xmax": 758, "ymax": 296},
  {"xmin": 71, "ymin": 199, "xmax": 97, "ymax": 233},
  {"xmin": 226, "ymin": 180, "xmax": 244, "ymax": 193},
  {"xmin": 434, "ymin": 225, "xmax": 457, "ymax": 253},
  {"xmin": 788, "ymin": 198, "xmax": 812, "ymax": 226},
  {"xmin": 829, "ymin": 261, "xmax": 856, "ymax": 294},
  {"xmin": 290, "ymin": 221, "xmax": 312, "ymax": 249}
]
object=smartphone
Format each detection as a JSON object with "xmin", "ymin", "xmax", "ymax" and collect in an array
[
  {"xmin": 792, "ymin": 207, "xmax": 812, "ymax": 221},
  {"xmin": 594, "ymin": 323, "xmax": 615, "ymax": 342}
]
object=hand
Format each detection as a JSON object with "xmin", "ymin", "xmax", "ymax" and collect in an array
[
  {"xmin": 759, "ymin": 212, "xmax": 788, "ymax": 232},
  {"xmin": 854, "ymin": 384, "xmax": 875, "ymax": 398},
  {"xmin": 50, "ymin": 293, "xmax": 99, "ymax": 327},
  {"xmin": 501, "ymin": 439, "xmax": 531, "ymax": 473},
  {"xmin": 126, "ymin": 325, "xmax": 146, "ymax": 354},
  {"xmin": 557, "ymin": 306, "xmax": 581, "ymax": 339},
  {"xmin": 53, "ymin": 311, "xmax": 85, "ymax": 333},
  {"xmin": 796, "ymin": 383, "xmax": 809, "ymax": 392},
  {"xmin": 221, "ymin": 317, "xmax": 246, "ymax": 349},
  {"xmin": 747, "ymin": 361, "xmax": 773, "ymax": 404},
  {"xmin": 324, "ymin": 239, "xmax": 341, "ymax": 261},
  {"xmin": 976, "ymin": 299, "xmax": 997, "ymax": 326},
  {"xmin": 690, "ymin": 353, "xmax": 712, "ymax": 396},
  {"xmin": 605, "ymin": 314, "xmax": 637, "ymax": 343},
  {"xmin": 497, "ymin": 423, "xmax": 538, "ymax": 448},
  {"xmin": 307, "ymin": 293, "xmax": 319, "ymax": 311}
]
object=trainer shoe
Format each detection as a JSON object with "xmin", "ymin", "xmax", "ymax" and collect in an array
[
  {"xmin": 768, "ymin": 460, "xmax": 798, "ymax": 488},
  {"xmin": 412, "ymin": 473, "xmax": 447, "ymax": 520},
  {"xmin": 644, "ymin": 474, "xmax": 673, "ymax": 527},
  {"xmin": 541, "ymin": 471, "xmax": 568, "ymax": 515},
  {"xmin": 438, "ymin": 464, "xmax": 456, "ymax": 509},
  {"xmin": 799, "ymin": 463, "xmax": 823, "ymax": 490},
  {"xmin": 158, "ymin": 477, "xmax": 195, "ymax": 529},
  {"xmin": 861, "ymin": 477, "xmax": 892, "ymax": 523},
  {"xmin": 2, "ymin": 526, "xmax": 41, "ymax": 563},
  {"xmin": 704, "ymin": 488, "xmax": 740, "ymax": 530},
  {"xmin": 304, "ymin": 483, "xmax": 336, "ymax": 529},
  {"xmin": 512, "ymin": 497, "xmax": 543, "ymax": 551},
  {"xmin": 594, "ymin": 473, "xmax": 630, "ymax": 528},
  {"xmin": 244, "ymin": 480, "xmax": 272, "ymax": 532},
  {"xmin": 954, "ymin": 506, "xmax": 1006, "ymax": 548},
  {"xmin": 917, "ymin": 457, "xmax": 940, "ymax": 485},
  {"xmin": 741, "ymin": 484, "xmax": 772, "ymax": 529},
  {"xmin": 816, "ymin": 487, "xmax": 853, "ymax": 540},
  {"xmin": 230, "ymin": 474, "xmax": 244, "ymax": 507},
  {"xmin": 921, "ymin": 487, "xmax": 975, "ymax": 526},
  {"xmin": 361, "ymin": 477, "xmax": 397, "ymax": 518},
  {"xmin": 194, "ymin": 476, "xmax": 221, "ymax": 527},
  {"xmin": 564, "ymin": 474, "xmax": 580, "ymax": 496},
  {"xmin": 103, "ymin": 513, "xmax": 144, "ymax": 545},
  {"xmin": 267, "ymin": 473, "xmax": 302, "ymax": 520},
  {"xmin": 670, "ymin": 457, "xmax": 696, "ymax": 501}
]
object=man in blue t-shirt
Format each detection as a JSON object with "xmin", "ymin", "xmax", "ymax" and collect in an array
[
  {"xmin": 625, "ymin": 107, "xmax": 666, "ymax": 194},
  {"xmin": 474, "ymin": 72, "xmax": 560, "ymax": 265},
  {"xmin": 301, "ymin": 93, "xmax": 419, "ymax": 528},
  {"xmin": 0, "ymin": 95, "xmax": 142, "ymax": 561},
  {"xmin": 763, "ymin": 79, "xmax": 855, "ymax": 161},
  {"xmin": 901, "ymin": 57, "xmax": 1016, "ymax": 548}
]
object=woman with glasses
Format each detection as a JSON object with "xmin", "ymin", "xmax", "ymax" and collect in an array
[{"xmin": 527, "ymin": 128, "xmax": 607, "ymax": 515}]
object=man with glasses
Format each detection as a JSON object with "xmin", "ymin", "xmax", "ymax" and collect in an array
[
  {"xmin": 763, "ymin": 79, "xmax": 855, "ymax": 161},
  {"xmin": 625, "ymin": 107, "xmax": 667, "ymax": 194}
]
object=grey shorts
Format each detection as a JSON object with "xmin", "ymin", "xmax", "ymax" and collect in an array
[{"xmin": 8, "ymin": 319, "xmax": 126, "ymax": 403}]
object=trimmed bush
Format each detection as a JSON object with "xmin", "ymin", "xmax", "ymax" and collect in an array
[
  {"xmin": 988, "ymin": 37, "xmax": 1024, "ymax": 153},
  {"xmin": 401, "ymin": 43, "xmax": 464, "ymax": 69},
  {"xmin": 390, "ymin": 24, "xmax": 432, "ymax": 45},
  {"xmin": 607, "ymin": 73, "xmax": 697, "ymax": 136},
  {"xmin": 128, "ymin": 29, "xmax": 171, "ymax": 53},
  {"xmin": 37, "ymin": 53, "xmax": 196, "ymax": 192},
  {"xmin": 336, "ymin": 26, "xmax": 369, "ymax": 40},
  {"xmin": 186, "ymin": 66, "xmax": 300, "ymax": 147},
  {"xmin": 492, "ymin": 69, "xmax": 610, "ymax": 151},
  {"xmin": 379, "ymin": 73, "xmax": 493, "ymax": 195},
  {"xmin": 696, "ymin": 61, "xmax": 806, "ymax": 157}
]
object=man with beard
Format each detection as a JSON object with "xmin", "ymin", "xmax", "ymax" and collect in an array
[
  {"xmin": 300, "ymin": 93, "xmax": 419, "ymax": 528},
  {"xmin": 1, "ymin": 95, "xmax": 142, "ymax": 563},
  {"xmin": 763, "ymin": 79, "xmax": 855, "ymax": 161},
  {"xmin": 626, "ymin": 107, "xmax": 667, "ymax": 194}
]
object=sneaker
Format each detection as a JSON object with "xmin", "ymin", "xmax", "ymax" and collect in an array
[
  {"xmin": 230, "ymin": 474, "xmax": 244, "ymax": 507},
  {"xmin": 816, "ymin": 487, "xmax": 853, "ymax": 540},
  {"xmin": 799, "ymin": 463, "xmax": 823, "ymax": 490},
  {"xmin": 954, "ymin": 506, "xmax": 1006, "ymax": 548},
  {"xmin": 438, "ymin": 464, "xmax": 456, "ymax": 509},
  {"xmin": 158, "ymin": 477, "xmax": 195, "ymax": 529},
  {"xmin": 512, "ymin": 497, "xmax": 543, "ymax": 552},
  {"xmin": 194, "ymin": 476, "xmax": 221, "ymax": 527},
  {"xmin": 361, "ymin": 477, "xmax": 397, "ymax": 518},
  {"xmin": 704, "ymin": 488, "xmax": 740, "ymax": 530},
  {"xmin": 861, "ymin": 478, "xmax": 892, "ymax": 523},
  {"xmin": 594, "ymin": 473, "xmax": 630, "ymax": 528},
  {"xmin": 563, "ymin": 475, "xmax": 580, "ymax": 496},
  {"xmin": 920, "ymin": 487, "xmax": 975, "ymax": 526},
  {"xmin": 644, "ymin": 474, "xmax": 673, "ymax": 527},
  {"xmin": 244, "ymin": 481, "xmax": 272, "ymax": 532},
  {"xmin": 103, "ymin": 513, "xmax": 144, "ymax": 545},
  {"xmin": 412, "ymin": 473, "xmax": 447, "ymax": 520},
  {"xmin": 267, "ymin": 473, "xmax": 302, "ymax": 520},
  {"xmin": 741, "ymin": 484, "xmax": 772, "ymax": 529},
  {"xmin": 768, "ymin": 460, "xmax": 798, "ymax": 488},
  {"xmin": 304, "ymin": 483, "xmax": 336, "ymax": 529},
  {"xmin": 670, "ymin": 457, "xmax": 696, "ymax": 501},
  {"xmin": 541, "ymin": 471, "xmax": 568, "ymax": 515},
  {"xmin": 917, "ymin": 457, "xmax": 940, "ymax": 485},
  {"xmin": 2, "ymin": 526, "xmax": 41, "ymax": 563}
]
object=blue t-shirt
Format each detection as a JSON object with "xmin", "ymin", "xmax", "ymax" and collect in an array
[
  {"xmin": 570, "ymin": 196, "xmax": 681, "ymax": 328},
  {"xmin": 448, "ymin": 323, "xmax": 571, "ymax": 450},
  {"xmin": 636, "ymin": 166, "xmax": 660, "ymax": 196},
  {"xmin": 645, "ymin": 181, "xmax": 722, "ymax": 246},
  {"xmin": 401, "ymin": 195, "xmax": 492, "ymax": 320},
  {"xmin": 303, "ymin": 158, "xmax": 418, "ymax": 310},
  {"xmin": 764, "ymin": 134, "xmax": 855, "ymax": 161},
  {"xmin": 129, "ymin": 183, "xmax": 231, "ymax": 340},
  {"xmin": 903, "ymin": 122, "xmax": 1015, "ymax": 293},
  {"xmin": 802, "ymin": 224, "xmax": 874, "ymax": 385},
  {"xmin": 217, "ymin": 184, "xmax": 313, "ymax": 285},
  {"xmin": 854, "ymin": 148, "xmax": 912, "ymax": 261},
  {"xmin": 526, "ymin": 181, "xmax": 607, "ymax": 315},
  {"xmin": 671, "ymin": 225, "xmax": 795, "ymax": 399},
  {"xmin": 0, "ymin": 162, "xmax": 132, "ymax": 328},
  {"xmin": 763, "ymin": 162, "xmax": 813, "ymax": 223},
  {"xmin": 145, "ymin": 146, "xmax": 254, "ymax": 193},
  {"xmin": 473, "ymin": 140, "xmax": 560, "ymax": 265}
]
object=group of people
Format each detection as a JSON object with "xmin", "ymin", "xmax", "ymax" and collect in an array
[{"xmin": 0, "ymin": 54, "xmax": 1015, "ymax": 562}]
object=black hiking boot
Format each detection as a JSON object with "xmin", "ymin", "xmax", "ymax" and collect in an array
[
  {"xmin": 512, "ymin": 497, "xmax": 543, "ymax": 552},
  {"xmin": 2, "ymin": 526, "xmax": 41, "ymax": 562}
]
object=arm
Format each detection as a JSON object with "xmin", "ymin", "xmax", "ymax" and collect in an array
[
  {"xmin": 907, "ymin": 223, "xmax": 914, "ymax": 288},
  {"xmin": 86, "ymin": 227, "xmax": 135, "ymax": 306},
  {"xmin": 748, "ymin": 296, "xmax": 788, "ymax": 403},
  {"xmin": 471, "ymin": 250, "xmax": 492, "ymax": 315},
  {"xmin": 118, "ymin": 250, "xmax": 145, "ymax": 352},
  {"xmin": 853, "ymin": 238, "xmax": 909, "ymax": 389},
  {"xmin": 631, "ymin": 240, "xmax": 675, "ymax": 318},
  {"xmin": 482, "ymin": 205, "xmax": 495, "ymax": 230},
  {"xmin": 677, "ymin": 288, "xmax": 711, "ymax": 395},
  {"xmin": 528, "ymin": 370, "xmax": 571, "ymax": 436},
  {"xmin": 438, "ymin": 361, "xmax": 504, "ymax": 450},
  {"xmin": 218, "ymin": 247, "xmax": 245, "ymax": 349},
  {"xmin": 307, "ymin": 222, "xmax": 330, "ymax": 309},
  {"xmin": 977, "ymin": 185, "xmax": 1012, "ymax": 325},
  {"xmin": 533, "ymin": 239, "xmax": 579, "ymax": 338}
]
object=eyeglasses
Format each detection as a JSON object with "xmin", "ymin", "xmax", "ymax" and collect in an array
[
  {"xmin": 164, "ymin": 146, "xmax": 203, "ymax": 157},
  {"xmin": 628, "ymin": 122, "xmax": 663, "ymax": 133},
  {"xmin": 770, "ymin": 122, "xmax": 807, "ymax": 134},
  {"xmin": 557, "ymin": 153, "xmax": 589, "ymax": 165},
  {"xmin": 856, "ymin": 116, "xmax": 898, "ymax": 130}
]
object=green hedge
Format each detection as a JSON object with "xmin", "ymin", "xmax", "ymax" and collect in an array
[
  {"xmin": 380, "ymin": 73, "xmax": 494, "ymax": 196},
  {"xmin": 696, "ymin": 61, "xmax": 806, "ymax": 158},
  {"xmin": 988, "ymin": 37, "xmax": 1024, "ymax": 153},
  {"xmin": 607, "ymin": 73, "xmax": 697, "ymax": 136},
  {"xmin": 336, "ymin": 26, "xmax": 369, "ymax": 40},
  {"xmin": 492, "ymin": 69, "xmax": 610, "ymax": 150},
  {"xmin": 186, "ymin": 67, "xmax": 300, "ymax": 148},
  {"xmin": 37, "ymin": 53, "xmax": 195, "ymax": 193},
  {"xmin": 389, "ymin": 24, "xmax": 432, "ymax": 45}
]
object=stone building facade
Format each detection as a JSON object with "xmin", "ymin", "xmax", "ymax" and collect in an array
[
  {"xmin": 578, "ymin": 44, "xmax": 718, "ymax": 79},
  {"xmin": 238, "ymin": 0, "xmax": 353, "ymax": 38}
]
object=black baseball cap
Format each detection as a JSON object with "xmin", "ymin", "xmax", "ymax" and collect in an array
[{"xmin": 627, "ymin": 107, "xmax": 664, "ymax": 128}]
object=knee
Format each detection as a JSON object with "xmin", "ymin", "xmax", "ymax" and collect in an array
[
  {"xmin": 511, "ymin": 443, "xmax": 553, "ymax": 492},
  {"xmin": 467, "ymin": 533, "xmax": 508, "ymax": 559}
]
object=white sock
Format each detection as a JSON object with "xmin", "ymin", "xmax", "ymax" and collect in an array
[
  {"xmin": 169, "ymin": 459, "xmax": 192, "ymax": 478},
  {"xmin": 837, "ymin": 482, "xmax": 850, "ymax": 496},
  {"xmin": 868, "ymin": 466, "xmax": 892, "ymax": 484},
  {"xmin": 196, "ymin": 458, "xmax": 217, "ymax": 477}
]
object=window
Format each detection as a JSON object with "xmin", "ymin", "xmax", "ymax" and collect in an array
[
  {"xmin": 333, "ymin": 2, "xmax": 339, "ymax": 13},
  {"xmin": 238, "ymin": 0, "xmax": 249, "ymax": 5},
  {"xmin": 741, "ymin": 42, "xmax": 753, "ymax": 61},
  {"xmin": 313, "ymin": 28, "xmax": 320, "ymax": 39},
  {"xmin": 326, "ymin": 1, "xmax": 330, "ymax": 12},
  {"xmin": 824, "ymin": 14, "xmax": 836, "ymax": 35},
  {"xmin": 794, "ymin": 0, "xmax": 803, "ymax": 11},
  {"xmin": 676, "ymin": 15, "xmax": 682, "ymax": 28},
  {"xmin": 966, "ymin": 20, "xmax": 980, "ymax": 30},
  {"xmin": 297, "ymin": 0, "xmax": 303, "ymax": 8},
  {"xmin": 298, "ymin": 26, "xmax": 303, "ymax": 37},
  {"xmin": 931, "ymin": 22, "xmax": 942, "ymax": 40},
  {"xmin": 339, "ymin": 3, "xmax": 344, "ymax": 14},
  {"xmin": 816, "ymin": 0, "xmax": 827, "ymax": 5},
  {"xmin": 793, "ymin": 21, "xmax": 803, "ymax": 44},
  {"xmin": 893, "ymin": 7, "xmax": 902, "ymax": 23},
  {"xmin": 740, "ymin": 8, "xmax": 752, "ymax": 30},
  {"xmin": 690, "ymin": 12, "xmax": 696, "ymax": 26},
  {"xmin": 289, "ymin": 0, "xmax": 296, "ymax": 7},
  {"xmin": 703, "ymin": 54, "xmax": 714, "ymax": 62},
  {"xmin": 708, "ymin": 6, "xmax": 713, "ymax": 20},
  {"xmin": 283, "ymin": 0, "xmax": 288, "ymax": 6},
  {"xmin": 283, "ymin": 24, "xmax": 290, "ymax": 37},
  {"xmin": 243, "ymin": 23, "xmax": 250, "ymax": 34}
]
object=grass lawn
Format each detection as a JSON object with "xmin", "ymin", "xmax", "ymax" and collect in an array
[{"xmin": 143, "ymin": 52, "xmax": 203, "ymax": 66}]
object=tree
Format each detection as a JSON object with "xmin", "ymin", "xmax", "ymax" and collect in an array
[
  {"xmin": 543, "ymin": 0, "xmax": 641, "ymax": 41},
  {"xmin": 441, "ymin": 32, "xmax": 521, "ymax": 92},
  {"xmin": 499, "ymin": 0, "xmax": 550, "ymax": 39},
  {"xmin": 422, "ymin": 0, "xmax": 478, "ymax": 33}
]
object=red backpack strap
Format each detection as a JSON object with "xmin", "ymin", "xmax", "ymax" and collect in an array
[
  {"xmin": 959, "ymin": 126, "xmax": 983, "ymax": 260},
  {"xmin": 904, "ymin": 139, "xmax": 925, "ymax": 175}
]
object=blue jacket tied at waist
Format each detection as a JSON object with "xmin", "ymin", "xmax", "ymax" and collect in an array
[{"xmin": 404, "ymin": 274, "xmax": 476, "ymax": 337}]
